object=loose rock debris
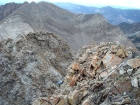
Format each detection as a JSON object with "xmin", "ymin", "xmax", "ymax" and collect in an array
[{"xmin": 33, "ymin": 42, "xmax": 140, "ymax": 105}]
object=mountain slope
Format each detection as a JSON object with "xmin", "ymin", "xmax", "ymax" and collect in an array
[
  {"xmin": 129, "ymin": 33, "xmax": 140, "ymax": 50},
  {"xmin": 54, "ymin": 2, "xmax": 140, "ymax": 25},
  {"xmin": 0, "ymin": 2, "xmax": 21, "ymax": 22},
  {"xmin": 0, "ymin": 2, "xmax": 136, "ymax": 51},
  {"xmin": 119, "ymin": 22, "xmax": 140, "ymax": 50},
  {"xmin": 119, "ymin": 22, "xmax": 140, "ymax": 35}
]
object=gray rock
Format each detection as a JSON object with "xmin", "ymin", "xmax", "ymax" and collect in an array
[
  {"xmin": 127, "ymin": 69, "xmax": 133, "ymax": 75},
  {"xmin": 119, "ymin": 69, "xmax": 126, "ymax": 75},
  {"xmin": 131, "ymin": 78, "xmax": 138, "ymax": 88},
  {"xmin": 0, "ymin": 31, "xmax": 74, "ymax": 105},
  {"xmin": 133, "ymin": 68, "xmax": 140, "ymax": 78}
]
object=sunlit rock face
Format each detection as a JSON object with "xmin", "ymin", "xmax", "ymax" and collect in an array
[{"xmin": 33, "ymin": 42, "xmax": 140, "ymax": 105}]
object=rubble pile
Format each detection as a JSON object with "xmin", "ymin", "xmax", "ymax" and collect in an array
[
  {"xmin": 33, "ymin": 42, "xmax": 140, "ymax": 105},
  {"xmin": 0, "ymin": 31, "xmax": 74, "ymax": 105}
]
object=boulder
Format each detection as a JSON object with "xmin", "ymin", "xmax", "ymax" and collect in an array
[{"xmin": 127, "ymin": 58, "xmax": 140, "ymax": 68}]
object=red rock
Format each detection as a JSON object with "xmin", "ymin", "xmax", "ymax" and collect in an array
[
  {"xmin": 69, "ymin": 76, "xmax": 77, "ymax": 86},
  {"xmin": 112, "ymin": 80, "xmax": 132, "ymax": 94},
  {"xmin": 127, "ymin": 58, "xmax": 140, "ymax": 68},
  {"xmin": 71, "ymin": 63, "xmax": 79, "ymax": 70}
]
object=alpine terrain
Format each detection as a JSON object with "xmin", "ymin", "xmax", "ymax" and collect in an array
[
  {"xmin": 0, "ymin": 2, "xmax": 135, "ymax": 51},
  {"xmin": 0, "ymin": 1, "xmax": 140, "ymax": 105}
]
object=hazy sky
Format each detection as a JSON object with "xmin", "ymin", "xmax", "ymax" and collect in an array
[{"xmin": 1, "ymin": 0, "xmax": 140, "ymax": 9}]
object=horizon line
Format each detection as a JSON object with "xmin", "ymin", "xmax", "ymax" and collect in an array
[{"xmin": 0, "ymin": 1, "xmax": 140, "ymax": 10}]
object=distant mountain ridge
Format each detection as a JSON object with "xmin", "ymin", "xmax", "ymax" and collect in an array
[
  {"xmin": 119, "ymin": 22, "xmax": 140, "ymax": 35},
  {"xmin": 54, "ymin": 2, "xmax": 140, "ymax": 25},
  {"xmin": 0, "ymin": 2, "xmax": 136, "ymax": 51}
]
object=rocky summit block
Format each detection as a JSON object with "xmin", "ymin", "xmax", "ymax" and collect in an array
[
  {"xmin": 33, "ymin": 41, "xmax": 140, "ymax": 105},
  {"xmin": 0, "ymin": 31, "xmax": 74, "ymax": 105}
]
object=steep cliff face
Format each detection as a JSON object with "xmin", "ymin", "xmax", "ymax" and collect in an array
[
  {"xmin": 0, "ymin": 31, "xmax": 74, "ymax": 105},
  {"xmin": 33, "ymin": 42, "xmax": 140, "ymax": 105}
]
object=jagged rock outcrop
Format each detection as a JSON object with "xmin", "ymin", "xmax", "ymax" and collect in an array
[
  {"xmin": 33, "ymin": 42, "xmax": 140, "ymax": 105},
  {"xmin": 0, "ymin": 31, "xmax": 74, "ymax": 105}
]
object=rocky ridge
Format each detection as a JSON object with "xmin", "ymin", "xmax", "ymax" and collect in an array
[
  {"xmin": 33, "ymin": 42, "xmax": 140, "ymax": 105},
  {"xmin": 0, "ymin": 2, "xmax": 21, "ymax": 22},
  {"xmin": 0, "ymin": 31, "xmax": 74, "ymax": 105}
]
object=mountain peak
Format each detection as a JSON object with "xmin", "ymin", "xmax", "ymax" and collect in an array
[
  {"xmin": 0, "ymin": 1, "xmax": 135, "ymax": 51},
  {"xmin": 0, "ymin": 2, "xmax": 22, "ymax": 22}
]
